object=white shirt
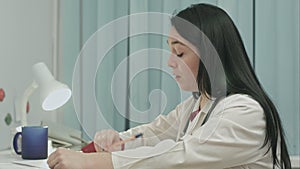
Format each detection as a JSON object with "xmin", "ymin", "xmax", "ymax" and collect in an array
[{"xmin": 112, "ymin": 94, "xmax": 276, "ymax": 169}]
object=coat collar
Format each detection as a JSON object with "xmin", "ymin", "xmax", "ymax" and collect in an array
[{"xmin": 185, "ymin": 96, "xmax": 215, "ymax": 135}]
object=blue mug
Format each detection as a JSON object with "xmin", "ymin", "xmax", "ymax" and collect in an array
[{"xmin": 13, "ymin": 126, "xmax": 48, "ymax": 159}]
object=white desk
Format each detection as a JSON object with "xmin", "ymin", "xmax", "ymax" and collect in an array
[
  {"xmin": 1, "ymin": 149, "xmax": 299, "ymax": 169},
  {"xmin": 0, "ymin": 149, "xmax": 49, "ymax": 169}
]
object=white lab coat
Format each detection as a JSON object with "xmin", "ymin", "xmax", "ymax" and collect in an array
[{"xmin": 112, "ymin": 94, "xmax": 277, "ymax": 169}]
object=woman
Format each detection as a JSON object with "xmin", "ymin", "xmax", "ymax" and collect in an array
[{"xmin": 48, "ymin": 4, "xmax": 291, "ymax": 169}]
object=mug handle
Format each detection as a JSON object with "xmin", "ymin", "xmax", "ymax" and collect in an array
[{"xmin": 13, "ymin": 132, "xmax": 22, "ymax": 155}]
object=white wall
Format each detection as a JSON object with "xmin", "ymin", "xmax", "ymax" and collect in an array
[{"xmin": 0, "ymin": 0, "xmax": 57, "ymax": 150}]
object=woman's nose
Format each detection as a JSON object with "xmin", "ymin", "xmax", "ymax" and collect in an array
[{"xmin": 167, "ymin": 54, "xmax": 177, "ymax": 68}]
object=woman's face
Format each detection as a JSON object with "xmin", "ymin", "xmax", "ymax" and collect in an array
[{"xmin": 167, "ymin": 26, "xmax": 199, "ymax": 92}]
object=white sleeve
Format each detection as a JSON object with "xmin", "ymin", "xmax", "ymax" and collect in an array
[
  {"xmin": 119, "ymin": 96, "xmax": 195, "ymax": 150},
  {"xmin": 119, "ymin": 108, "xmax": 180, "ymax": 149},
  {"xmin": 112, "ymin": 95, "xmax": 270, "ymax": 169}
]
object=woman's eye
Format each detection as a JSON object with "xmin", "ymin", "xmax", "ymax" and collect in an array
[{"xmin": 177, "ymin": 53, "xmax": 183, "ymax": 57}]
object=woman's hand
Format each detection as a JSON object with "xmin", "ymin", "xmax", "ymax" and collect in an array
[
  {"xmin": 47, "ymin": 147, "xmax": 87, "ymax": 169},
  {"xmin": 47, "ymin": 147, "xmax": 113, "ymax": 169},
  {"xmin": 94, "ymin": 129, "xmax": 122, "ymax": 152}
]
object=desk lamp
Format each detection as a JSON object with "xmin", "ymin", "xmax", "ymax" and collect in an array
[{"xmin": 18, "ymin": 62, "xmax": 72, "ymax": 126}]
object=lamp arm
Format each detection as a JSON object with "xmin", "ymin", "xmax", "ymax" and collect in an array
[{"xmin": 20, "ymin": 81, "xmax": 38, "ymax": 126}]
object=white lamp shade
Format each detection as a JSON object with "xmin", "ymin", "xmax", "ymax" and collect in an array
[
  {"xmin": 33, "ymin": 62, "xmax": 72, "ymax": 111},
  {"xmin": 40, "ymin": 80, "xmax": 72, "ymax": 111},
  {"xmin": 19, "ymin": 62, "xmax": 72, "ymax": 126}
]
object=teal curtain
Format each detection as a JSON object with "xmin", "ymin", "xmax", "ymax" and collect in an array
[
  {"xmin": 59, "ymin": 0, "xmax": 299, "ymax": 155},
  {"xmin": 255, "ymin": 0, "xmax": 300, "ymax": 155}
]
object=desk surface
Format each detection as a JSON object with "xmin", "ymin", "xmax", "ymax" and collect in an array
[
  {"xmin": 0, "ymin": 149, "xmax": 49, "ymax": 169},
  {"xmin": 1, "ymin": 149, "xmax": 299, "ymax": 169}
]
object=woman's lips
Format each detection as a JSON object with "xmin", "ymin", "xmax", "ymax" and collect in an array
[
  {"xmin": 172, "ymin": 72, "xmax": 180, "ymax": 80},
  {"xmin": 175, "ymin": 75, "xmax": 181, "ymax": 80}
]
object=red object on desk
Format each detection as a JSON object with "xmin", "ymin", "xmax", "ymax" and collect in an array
[
  {"xmin": 81, "ymin": 140, "xmax": 124, "ymax": 153},
  {"xmin": 81, "ymin": 142, "xmax": 96, "ymax": 153},
  {"xmin": 81, "ymin": 134, "xmax": 143, "ymax": 153}
]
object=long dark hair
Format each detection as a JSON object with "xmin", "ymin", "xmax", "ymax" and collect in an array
[{"xmin": 171, "ymin": 3, "xmax": 291, "ymax": 168}]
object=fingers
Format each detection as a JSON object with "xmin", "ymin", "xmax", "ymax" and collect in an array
[
  {"xmin": 94, "ymin": 129, "xmax": 120, "ymax": 152},
  {"xmin": 94, "ymin": 131, "xmax": 108, "ymax": 151},
  {"xmin": 48, "ymin": 148, "xmax": 87, "ymax": 169},
  {"xmin": 94, "ymin": 142, "xmax": 104, "ymax": 152},
  {"xmin": 47, "ymin": 147, "xmax": 67, "ymax": 169}
]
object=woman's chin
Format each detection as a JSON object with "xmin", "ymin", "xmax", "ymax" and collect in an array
[{"xmin": 178, "ymin": 83, "xmax": 198, "ymax": 92}]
